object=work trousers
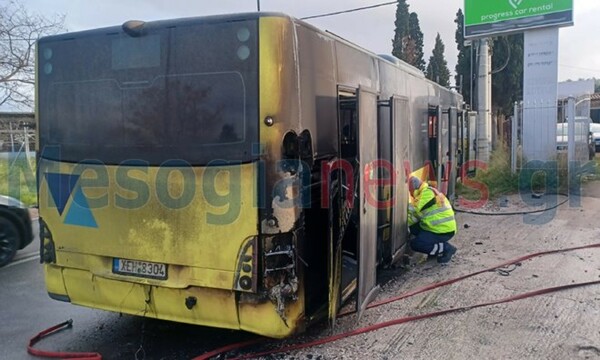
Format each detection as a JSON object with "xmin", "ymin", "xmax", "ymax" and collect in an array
[{"xmin": 409, "ymin": 225, "xmax": 455, "ymax": 256}]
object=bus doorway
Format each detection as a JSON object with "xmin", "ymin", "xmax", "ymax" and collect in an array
[
  {"xmin": 327, "ymin": 86, "xmax": 380, "ymax": 325},
  {"xmin": 326, "ymin": 89, "xmax": 359, "ymax": 325},
  {"xmin": 428, "ymin": 106, "xmax": 442, "ymax": 185}
]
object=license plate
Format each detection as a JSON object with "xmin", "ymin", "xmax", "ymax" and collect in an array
[{"xmin": 113, "ymin": 258, "xmax": 167, "ymax": 280}]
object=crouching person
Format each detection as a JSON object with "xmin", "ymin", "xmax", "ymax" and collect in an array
[{"xmin": 407, "ymin": 176, "xmax": 457, "ymax": 264}]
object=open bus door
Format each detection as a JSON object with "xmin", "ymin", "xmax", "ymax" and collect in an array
[
  {"xmin": 391, "ymin": 96, "xmax": 409, "ymax": 263},
  {"xmin": 437, "ymin": 107, "xmax": 453, "ymax": 196},
  {"xmin": 375, "ymin": 96, "xmax": 409, "ymax": 267},
  {"xmin": 467, "ymin": 111, "xmax": 478, "ymax": 174},
  {"xmin": 327, "ymin": 86, "xmax": 380, "ymax": 326},
  {"xmin": 445, "ymin": 107, "xmax": 458, "ymax": 200},
  {"xmin": 356, "ymin": 86, "xmax": 380, "ymax": 319},
  {"xmin": 428, "ymin": 106, "xmax": 442, "ymax": 186},
  {"xmin": 457, "ymin": 109, "xmax": 466, "ymax": 178}
]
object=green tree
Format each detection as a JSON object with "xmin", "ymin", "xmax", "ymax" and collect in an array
[
  {"xmin": 426, "ymin": 33, "xmax": 451, "ymax": 87},
  {"xmin": 408, "ymin": 12, "xmax": 426, "ymax": 71},
  {"xmin": 391, "ymin": 0, "xmax": 410, "ymax": 62},
  {"xmin": 455, "ymin": 8, "xmax": 473, "ymax": 105},
  {"xmin": 595, "ymin": 78, "xmax": 600, "ymax": 93},
  {"xmin": 491, "ymin": 34, "xmax": 524, "ymax": 114}
]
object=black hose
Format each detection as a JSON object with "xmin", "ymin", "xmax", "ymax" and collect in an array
[{"xmin": 453, "ymin": 193, "xmax": 569, "ymax": 216}]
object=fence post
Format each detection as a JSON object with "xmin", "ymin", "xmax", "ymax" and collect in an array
[
  {"xmin": 567, "ymin": 96, "xmax": 575, "ymax": 166},
  {"xmin": 511, "ymin": 101, "xmax": 518, "ymax": 174},
  {"xmin": 9, "ymin": 121, "xmax": 15, "ymax": 152}
]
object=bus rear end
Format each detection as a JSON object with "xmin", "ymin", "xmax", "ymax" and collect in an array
[{"xmin": 37, "ymin": 14, "xmax": 303, "ymax": 338}]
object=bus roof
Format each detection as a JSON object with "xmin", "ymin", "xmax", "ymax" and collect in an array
[
  {"xmin": 38, "ymin": 11, "xmax": 452, "ymax": 97},
  {"xmin": 39, "ymin": 12, "xmax": 292, "ymax": 42}
]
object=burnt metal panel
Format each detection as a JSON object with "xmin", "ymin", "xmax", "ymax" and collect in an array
[
  {"xmin": 295, "ymin": 23, "xmax": 338, "ymax": 159},
  {"xmin": 391, "ymin": 96, "xmax": 409, "ymax": 256},
  {"xmin": 357, "ymin": 86, "xmax": 380, "ymax": 318},
  {"xmin": 335, "ymin": 42, "xmax": 379, "ymax": 91}
]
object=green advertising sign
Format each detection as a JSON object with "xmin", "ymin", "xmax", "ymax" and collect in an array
[{"xmin": 464, "ymin": 0, "xmax": 573, "ymax": 38}]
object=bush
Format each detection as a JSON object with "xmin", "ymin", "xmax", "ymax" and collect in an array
[
  {"xmin": 458, "ymin": 145, "xmax": 597, "ymax": 201},
  {"xmin": 457, "ymin": 144, "xmax": 519, "ymax": 200},
  {"xmin": 0, "ymin": 155, "xmax": 37, "ymax": 206}
]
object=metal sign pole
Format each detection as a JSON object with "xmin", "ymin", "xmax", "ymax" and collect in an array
[{"xmin": 512, "ymin": 102, "xmax": 518, "ymax": 173}]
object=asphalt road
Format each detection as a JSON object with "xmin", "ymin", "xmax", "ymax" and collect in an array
[
  {"xmin": 0, "ymin": 220, "xmax": 254, "ymax": 360},
  {"xmin": 3, "ymin": 178, "xmax": 600, "ymax": 360}
]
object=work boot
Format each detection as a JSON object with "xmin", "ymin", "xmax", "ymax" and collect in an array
[{"xmin": 437, "ymin": 243, "xmax": 457, "ymax": 264}]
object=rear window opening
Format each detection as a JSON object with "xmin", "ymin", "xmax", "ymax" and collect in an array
[{"xmin": 38, "ymin": 19, "xmax": 258, "ymax": 165}]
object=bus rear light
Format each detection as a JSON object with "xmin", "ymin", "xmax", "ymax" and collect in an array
[
  {"xmin": 237, "ymin": 45, "xmax": 250, "ymax": 60},
  {"xmin": 43, "ymin": 48, "xmax": 53, "ymax": 60},
  {"xmin": 43, "ymin": 63, "xmax": 53, "ymax": 75},
  {"xmin": 234, "ymin": 237, "xmax": 257, "ymax": 292},
  {"xmin": 39, "ymin": 218, "xmax": 56, "ymax": 264},
  {"xmin": 237, "ymin": 27, "xmax": 250, "ymax": 42}
]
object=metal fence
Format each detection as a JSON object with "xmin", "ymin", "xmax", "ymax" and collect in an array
[
  {"xmin": 511, "ymin": 95, "xmax": 593, "ymax": 174},
  {"xmin": 510, "ymin": 102, "xmax": 523, "ymax": 173},
  {"xmin": 0, "ymin": 125, "xmax": 35, "ymax": 153}
]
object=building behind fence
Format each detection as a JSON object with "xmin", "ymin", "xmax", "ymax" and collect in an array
[{"xmin": 0, "ymin": 112, "xmax": 35, "ymax": 153}]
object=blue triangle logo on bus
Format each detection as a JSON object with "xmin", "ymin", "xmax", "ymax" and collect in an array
[
  {"xmin": 64, "ymin": 187, "xmax": 98, "ymax": 228},
  {"xmin": 46, "ymin": 173, "xmax": 79, "ymax": 216},
  {"xmin": 46, "ymin": 172, "xmax": 98, "ymax": 228}
]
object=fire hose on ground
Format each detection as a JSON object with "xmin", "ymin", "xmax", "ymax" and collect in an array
[{"xmin": 27, "ymin": 242, "xmax": 600, "ymax": 360}]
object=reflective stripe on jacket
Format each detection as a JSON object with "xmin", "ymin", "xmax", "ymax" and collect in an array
[{"xmin": 408, "ymin": 182, "xmax": 456, "ymax": 234}]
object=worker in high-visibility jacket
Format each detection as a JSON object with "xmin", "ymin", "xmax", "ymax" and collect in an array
[{"xmin": 407, "ymin": 176, "xmax": 457, "ymax": 263}]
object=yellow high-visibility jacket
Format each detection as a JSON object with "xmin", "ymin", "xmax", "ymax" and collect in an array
[{"xmin": 408, "ymin": 182, "xmax": 456, "ymax": 234}]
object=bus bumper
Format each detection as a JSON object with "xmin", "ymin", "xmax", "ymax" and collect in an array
[{"xmin": 44, "ymin": 264, "xmax": 304, "ymax": 338}]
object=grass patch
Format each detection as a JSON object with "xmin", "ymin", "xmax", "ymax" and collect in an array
[
  {"xmin": 456, "ymin": 146, "xmax": 596, "ymax": 201},
  {"xmin": 0, "ymin": 154, "xmax": 37, "ymax": 207},
  {"xmin": 457, "ymin": 145, "xmax": 519, "ymax": 200}
]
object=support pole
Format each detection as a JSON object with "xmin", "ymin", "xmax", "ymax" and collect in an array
[
  {"xmin": 476, "ymin": 38, "xmax": 491, "ymax": 166},
  {"xmin": 512, "ymin": 102, "xmax": 518, "ymax": 173},
  {"xmin": 24, "ymin": 125, "xmax": 31, "ymax": 162},
  {"xmin": 9, "ymin": 121, "xmax": 15, "ymax": 152},
  {"xmin": 567, "ymin": 96, "xmax": 575, "ymax": 165}
]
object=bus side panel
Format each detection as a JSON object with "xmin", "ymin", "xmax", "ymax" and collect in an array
[
  {"xmin": 237, "ymin": 16, "xmax": 306, "ymax": 338},
  {"xmin": 295, "ymin": 22, "xmax": 338, "ymax": 159}
]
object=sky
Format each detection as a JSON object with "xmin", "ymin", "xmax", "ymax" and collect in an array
[{"xmin": 15, "ymin": 0, "xmax": 600, "ymax": 82}]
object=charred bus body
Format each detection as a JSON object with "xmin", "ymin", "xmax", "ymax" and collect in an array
[{"xmin": 37, "ymin": 13, "xmax": 465, "ymax": 338}]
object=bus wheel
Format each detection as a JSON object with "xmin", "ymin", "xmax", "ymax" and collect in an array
[{"xmin": 0, "ymin": 217, "xmax": 19, "ymax": 267}]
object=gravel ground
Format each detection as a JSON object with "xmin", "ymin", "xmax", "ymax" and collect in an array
[{"xmin": 242, "ymin": 182, "xmax": 600, "ymax": 360}]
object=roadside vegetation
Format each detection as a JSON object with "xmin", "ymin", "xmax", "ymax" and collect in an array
[
  {"xmin": 457, "ymin": 144, "xmax": 519, "ymax": 201},
  {"xmin": 0, "ymin": 155, "xmax": 37, "ymax": 206},
  {"xmin": 457, "ymin": 145, "xmax": 599, "ymax": 202}
]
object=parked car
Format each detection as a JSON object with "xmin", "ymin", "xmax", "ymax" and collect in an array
[
  {"xmin": 590, "ymin": 122, "xmax": 600, "ymax": 153},
  {"xmin": 556, "ymin": 122, "xmax": 568, "ymax": 152},
  {"xmin": 0, "ymin": 195, "xmax": 33, "ymax": 267},
  {"xmin": 556, "ymin": 119, "xmax": 595, "ymax": 160}
]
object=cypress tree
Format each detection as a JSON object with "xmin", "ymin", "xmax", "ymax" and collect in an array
[
  {"xmin": 408, "ymin": 12, "xmax": 426, "ymax": 71},
  {"xmin": 455, "ymin": 8, "xmax": 473, "ymax": 104},
  {"xmin": 491, "ymin": 34, "xmax": 524, "ymax": 114},
  {"xmin": 392, "ymin": 0, "xmax": 410, "ymax": 62},
  {"xmin": 426, "ymin": 33, "xmax": 451, "ymax": 87}
]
